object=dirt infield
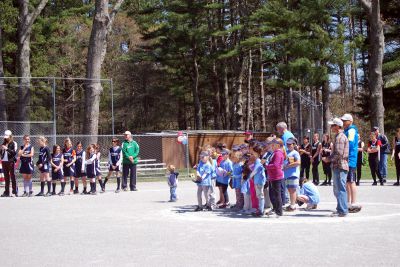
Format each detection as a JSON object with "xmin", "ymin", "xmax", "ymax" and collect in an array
[{"xmin": 1, "ymin": 181, "xmax": 399, "ymax": 266}]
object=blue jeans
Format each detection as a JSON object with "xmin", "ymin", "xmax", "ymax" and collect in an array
[
  {"xmin": 170, "ymin": 186, "xmax": 177, "ymax": 201},
  {"xmin": 333, "ymin": 168, "xmax": 348, "ymax": 214},
  {"xmin": 379, "ymin": 153, "xmax": 388, "ymax": 178}
]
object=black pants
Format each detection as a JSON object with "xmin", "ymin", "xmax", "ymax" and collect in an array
[
  {"xmin": 300, "ymin": 162, "xmax": 310, "ymax": 179},
  {"xmin": 357, "ymin": 162, "xmax": 362, "ymax": 184},
  {"xmin": 322, "ymin": 161, "xmax": 332, "ymax": 183},
  {"xmin": 122, "ymin": 163, "xmax": 137, "ymax": 190},
  {"xmin": 269, "ymin": 180, "xmax": 283, "ymax": 216},
  {"xmin": 368, "ymin": 156, "xmax": 382, "ymax": 183},
  {"xmin": 312, "ymin": 160, "xmax": 320, "ymax": 184},
  {"xmin": 395, "ymin": 156, "xmax": 400, "ymax": 183},
  {"xmin": 2, "ymin": 161, "xmax": 17, "ymax": 195}
]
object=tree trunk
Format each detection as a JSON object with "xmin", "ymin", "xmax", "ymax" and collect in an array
[
  {"xmin": 84, "ymin": 0, "xmax": 124, "ymax": 138},
  {"xmin": 192, "ymin": 53, "xmax": 202, "ymax": 130},
  {"xmin": 349, "ymin": 8, "xmax": 357, "ymax": 99},
  {"xmin": 16, "ymin": 0, "xmax": 48, "ymax": 127},
  {"xmin": 322, "ymin": 80, "xmax": 330, "ymax": 134},
  {"xmin": 259, "ymin": 58, "xmax": 266, "ymax": 132},
  {"xmin": 0, "ymin": 28, "xmax": 7, "ymax": 127},
  {"xmin": 223, "ymin": 64, "xmax": 230, "ymax": 129},
  {"xmin": 233, "ymin": 57, "xmax": 246, "ymax": 130},
  {"xmin": 212, "ymin": 61, "xmax": 222, "ymax": 130},
  {"xmin": 245, "ymin": 50, "xmax": 252, "ymax": 130},
  {"xmin": 361, "ymin": 0, "xmax": 385, "ymax": 133}
]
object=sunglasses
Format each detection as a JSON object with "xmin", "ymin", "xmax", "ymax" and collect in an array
[{"xmin": 112, "ymin": 140, "xmax": 118, "ymax": 142}]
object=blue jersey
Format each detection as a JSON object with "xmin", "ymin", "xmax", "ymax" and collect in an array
[
  {"xmin": 75, "ymin": 149, "xmax": 85, "ymax": 173},
  {"xmin": 52, "ymin": 153, "xmax": 62, "ymax": 168},
  {"xmin": 216, "ymin": 159, "xmax": 233, "ymax": 185},
  {"xmin": 344, "ymin": 124, "xmax": 359, "ymax": 168},
  {"xmin": 63, "ymin": 147, "xmax": 76, "ymax": 164},
  {"xmin": 109, "ymin": 146, "xmax": 122, "ymax": 166},
  {"xmin": 37, "ymin": 146, "xmax": 51, "ymax": 165},
  {"xmin": 197, "ymin": 160, "xmax": 212, "ymax": 186},
  {"xmin": 20, "ymin": 145, "xmax": 33, "ymax": 164},
  {"xmin": 232, "ymin": 162, "xmax": 243, "ymax": 189},
  {"xmin": 251, "ymin": 158, "xmax": 266, "ymax": 185}
]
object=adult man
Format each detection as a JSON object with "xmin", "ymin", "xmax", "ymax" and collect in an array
[
  {"xmin": 373, "ymin": 127, "xmax": 390, "ymax": 183},
  {"xmin": 244, "ymin": 131, "xmax": 254, "ymax": 144},
  {"xmin": 1, "ymin": 130, "xmax": 18, "ymax": 197},
  {"xmin": 323, "ymin": 118, "xmax": 349, "ymax": 217},
  {"xmin": 276, "ymin": 122, "xmax": 295, "ymax": 152},
  {"xmin": 121, "ymin": 131, "xmax": 140, "ymax": 191},
  {"xmin": 341, "ymin": 114, "xmax": 361, "ymax": 213}
]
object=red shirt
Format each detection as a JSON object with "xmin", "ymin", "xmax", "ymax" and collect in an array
[{"xmin": 368, "ymin": 140, "xmax": 381, "ymax": 148}]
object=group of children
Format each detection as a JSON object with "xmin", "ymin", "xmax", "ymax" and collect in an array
[
  {"xmin": 1, "ymin": 135, "xmax": 125, "ymax": 197},
  {"xmin": 166, "ymin": 137, "xmax": 320, "ymax": 217}
]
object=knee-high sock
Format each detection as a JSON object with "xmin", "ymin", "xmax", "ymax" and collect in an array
[
  {"xmin": 98, "ymin": 179, "xmax": 104, "ymax": 189},
  {"xmin": 61, "ymin": 182, "xmax": 66, "ymax": 192},
  {"xmin": 259, "ymin": 199, "xmax": 265, "ymax": 213},
  {"xmin": 47, "ymin": 181, "xmax": 51, "ymax": 193},
  {"xmin": 70, "ymin": 180, "xmax": 74, "ymax": 190},
  {"xmin": 29, "ymin": 180, "xmax": 33, "ymax": 192},
  {"xmin": 40, "ymin": 181, "xmax": 45, "ymax": 193},
  {"xmin": 52, "ymin": 183, "xmax": 56, "ymax": 193},
  {"xmin": 116, "ymin": 177, "xmax": 121, "ymax": 190}
]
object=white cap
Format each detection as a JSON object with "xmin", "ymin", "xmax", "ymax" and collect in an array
[
  {"xmin": 4, "ymin": 130, "xmax": 12, "ymax": 139},
  {"xmin": 340, "ymin": 113, "xmax": 353, "ymax": 122},
  {"xmin": 328, "ymin": 118, "xmax": 343, "ymax": 128},
  {"xmin": 123, "ymin": 131, "xmax": 132, "ymax": 135}
]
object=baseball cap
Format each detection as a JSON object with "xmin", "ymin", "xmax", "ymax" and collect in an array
[
  {"xmin": 221, "ymin": 149, "xmax": 230, "ymax": 155},
  {"xmin": 244, "ymin": 131, "xmax": 253, "ymax": 135},
  {"xmin": 200, "ymin": 151, "xmax": 209, "ymax": 158},
  {"xmin": 286, "ymin": 137, "xmax": 297, "ymax": 145},
  {"xmin": 372, "ymin": 126, "xmax": 379, "ymax": 132},
  {"xmin": 232, "ymin": 145, "xmax": 240, "ymax": 151},
  {"xmin": 328, "ymin": 118, "xmax": 343, "ymax": 127},
  {"xmin": 340, "ymin": 114, "xmax": 353, "ymax": 122},
  {"xmin": 123, "ymin": 131, "xmax": 132, "ymax": 135},
  {"xmin": 4, "ymin": 130, "xmax": 12, "ymax": 139}
]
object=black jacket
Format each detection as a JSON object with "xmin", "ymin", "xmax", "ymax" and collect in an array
[{"xmin": 1, "ymin": 141, "xmax": 17, "ymax": 162}]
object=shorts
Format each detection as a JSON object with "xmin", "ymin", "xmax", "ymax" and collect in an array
[
  {"xmin": 63, "ymin": 165, "xmax": 75, "ymax": 177},
  {"xmin": 286, "ymin": 176, "xmax": 299, "ymax": 189},
  {"xmin": 108, "ymin": 165, "xmax": 120, "ymax": 172},
  {"xmin": 216, "ymin": 181, "xmax": 228, "ymax": 187},
  {"xmin": 52, "ymin": 170, "xmax": 63, "ymax": 180},
  {"xmin": 20, "ymin": 162, "xmax": 34, "ymax": 174},
  {"xmin": 75, "ymin": 169, "xmax": 86, "ymax": 178},
  {"xmin": 95, "ymin": 167, "xmax": 101, "ymax": 177},
  {"xmin": 347, "ymin": 167, "xmax": 356, "ymax": 183},
  {"xmin": 39, "ymin": 164, "xmax": 50, "ymax": 173}
]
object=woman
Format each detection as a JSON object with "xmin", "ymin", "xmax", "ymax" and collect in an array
[
  {"xmin": 320, "ymin": 134, "xmax": 333, "ymax": 186},
  {"xmin": 36, "ymin": 136, "xmax": 52, "ymax": 196},
  {"xmin": 357, "ymin": 135, "xmax": 365, "ymax": 186},
  {"xmin": 18, "ymin": 135, "xmax": 35, "ymax": 197},
  {"xmin": 1, "ymin": 130, "xmax": 18, "ymax": 197},
  {"xmin": 367, "ymin": 132, "xmax": 383, "ymax": 186},
  {"xmin": 392, "ymin": 128, "xmax": 400, "ymax": 186}
]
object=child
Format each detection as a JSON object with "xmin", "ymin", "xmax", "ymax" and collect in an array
[
  {"xmin": 85, "ymin": 144, "xmax": 98, "ymax": 195},
  {"xmin": 240, "ymin": 159, "xmax": 252, "ymax": 214},
  {"xmin": 51, "ymin": 145, "xmax": 65, "ymax": 196},
  {"xmin": 208, "ymin": 147, "xmax": 218, "ymax": 210},
  {"xmin": 216, "ymin": 149, "xmax": 233, "ymax": 208},
  {"xmin": 321, "ymin": 134, "xmax": 333, "ymax": 186},
  {"xmin": 63, "ymin": 138, "xmax": 77, "ymax": 194},
  {"xmin": 18, "ymin": 135, "xmax": 34, "ymax": 197},
  {"xmin": 266, "ymin": 138, "xmax": 285, "ymax": 216},
  {"xmin": 231, "ymin": 151, "xmax": 244, "ymax": 210},
  {"xmin": 261, "ymin": 137, "xmax": 274, "ymax": 210},
  {"xmin": 95, "ymin": 144, "xmax": 105, "ymax": 192},
  {"xmin": 195, "ymin": 151, "xmax": 212, "ymax": 211},
  {"xmin": 105, "ymin": 138, "xmax": 123, "ymax": 193},
  {"xmin": 166, "ymin": 165, "xmax": 179, "ymax": 202},
  {"xmin": 299, "ymin": 136, "xmax": 311, "ymax": 180},
  {"xmin": 75, "ymin": 142, "xmax": 88, "ymax": 194},
  {"xmin": 283, "ymin": 138, "xmax": 301, "ymax": 211},
  {"xmin": 367, "ymin": 132, "xmax": 383, "ymax": 185},
  {"xmin": 35, "ymin": 136, "xmax": 52, "ymax": 197},
  {"xmin": 249, "ymin": 145, "xmax": 267, "ymax": 217},
  {"xmin": 297, "ymin": 177, "xmax": 320, "ymax": 210}
]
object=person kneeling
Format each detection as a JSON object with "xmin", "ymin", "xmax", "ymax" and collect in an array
[{"xmin": 297, "ymin": 177, "xmax": 320, "ymax": 210}]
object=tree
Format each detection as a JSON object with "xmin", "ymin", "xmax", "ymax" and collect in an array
[
  {"xmin": 360, "ymin": 0, "xmax": 385, "ymax": 133},
  {"xmin": 84, "ymin": 0, "xmax": 125, "ymax": 137}
]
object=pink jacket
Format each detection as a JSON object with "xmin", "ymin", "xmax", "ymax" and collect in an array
[{"xmin": 266, "ymin": 150, "xmax": 284, "ymax": 181}]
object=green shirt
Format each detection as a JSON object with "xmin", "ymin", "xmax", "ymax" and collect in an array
[{"xmin": 122, "ymin": 139, "xmax": 140, "ymax": 164}]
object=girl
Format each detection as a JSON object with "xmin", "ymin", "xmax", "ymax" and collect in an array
[
  {"xmin": 75, "ymin": 142, "xmax": 88, "ymax": 194},
  {"xmin": 85, "ymin": 144, "xmax": 98, "ymax": 195},
  {"xmin": 63, "ymin": 138, "xmax": 77, "ymax": 194},
  {"xmin": 195, "ymin": 151, "xmax": 212, "ymax": 211},
  {"xmin": 392, "ymin": 128, "xmax": 400, "ymax": 186},
  {"xmin": 35, "ymin": 136, "xmax": 52, "ymax": 196},
  {"xmin": 95, "ymin": 144, "xmax": 105, "ymax": 192},
  {"xmin": 261, "ymin": 137, "xmax": 274, "ymax": 210},
  {"xmin": 367, "ymin": 132, "xmax": 383, "ymax": 186},
  {"xmin": 249, "ymin": 145, "xmax": 267, "ymax": 217},
  {"xmin": 207, "ymin": 147, "xmax": 218, "ymax": 210},
  {"xmin": 231, "ymin": 151, "xmax": 244, "ymax": 210},
  {"xmin": 311, "ymin": 133, "xmax": 322, "ymax": 185},
  {"xmin": 215, "ymin": 149, "xmax": 233, "ymax": 208},
  {"xmin": 105, "ymin": 139, "xmax": 122, "ymax": 193},
  {"xmin": 51, "ymin": 144, "xmax": 65, "ymax": 196},
  {"xmin": 357, "ymin": 135, "xmax": 365, "ymax": 186},
  {"xmin": 18, "ymin": 135, "xmax": 34, "ymax": 197},
  {"xmin": 320, "ymin": 134, "xmax": 333, "ymax": 186},
  {"xmin": 240, "ymin": 157, "xmax": 252, "ymax": 214},
  {"xmin": 283, "ymin": 138, "xmax": 301, "ymax": 211},
  {"xmin": 299, "ymin": 136, "xmax": 311, "ymax": 180},
  {"xmin": 266, "ymin": 138, "xmax": 285, "ymax": 216}
]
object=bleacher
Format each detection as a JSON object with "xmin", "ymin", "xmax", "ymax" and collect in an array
[{"xmin": 99, "ymin": 159, "xmax": 167, "ymax": 178}]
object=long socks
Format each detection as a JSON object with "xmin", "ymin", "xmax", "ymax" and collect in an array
[
  {"xmin": 98, "ymin": 179, "xmax": 104, "ymax": 190},
  {"xmin": 40, "ymin": 182, "xmax": 45, "ymax": 193},
  {"xmin": 70, "ymin": 180, "xmax": 74, "ymax": 190},
  {"xmin": 104, "ymin": 178, "xmax": 108, "ymax": 187},
  {"xmin": 259, "ymin": 198, "xmax": 265, "ymax": 214},
  {"xmin": 47, "ymin": 181, "xmax": 51, "ymax": 193},
  {"xmin": 29, "ymin": 180, "xmax": 33, "ymax": 193},
  {"xmin": 23, "ymin": 180, "xmax": 29, "ymax": 194},
  {"xmin": 61, "ymin": 182, "xmax": 66, "ymax": 192},
  {"xmin": 52, "ymin": 183, "xmax": 56, "ymax": 194},
  {"xmin": 116, "ymin": 177, "xmax": 121, "ymax": 190}
]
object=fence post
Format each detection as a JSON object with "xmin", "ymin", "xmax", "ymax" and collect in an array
[
  {"xmin": 110, "ymin": 78, "xmax": 115, "ymax": 136},
  {"xmin": 52, "ymin": 77, "xmax": 57, "ymax": 144},
  {"xmin": 186, "ymin": 132, "xmax": 190, "ymax": 178}
]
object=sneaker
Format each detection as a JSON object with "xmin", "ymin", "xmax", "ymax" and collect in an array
[
  {"xmin": 327, "ymin": 182, "xmax": 332, "ymax": 186},
  {"xmin": 252, "ymin": 211, "xmax": 264, "ymax": 217},
  {"xmin": 305, "ymin": 204, "xmax": 317, "ymax": 210},
  {"xmin": 51, "ymin": 192, "xmax": 56, "ymax": 196},
  {"xmin": 21, "ymin": 192, "xmax": 28, "ymax": 197},
  {"xmin": 206, "ymin": 205, "xmax": 213, "ymax": 211},
  {"xmin": 320, "ymin": 181, "xmax": 328, "ymax": 186},
  {"xmin": 1, "ymin": 193, "xmax": 10, "ymax": 197},
  {"xmin": 194, "ymin": 206, "xmax": 203, "ymax": 212},
  {"xmin": 330, "ymin": 211, "xmax": 347, "ymax": 217},
  {"xmin": 394, "ymin": 182, "xmax": 400, "ymax": 186},
  {"xmin": 296, "ymin": 200, "xmax": 304, "ymax": 207},
  {"xmin": 35, "ymin": 192, "xmax": 45, "ymax": 197},
  {"xmin": 100, "ymin": 188, "xmax": 105, "ymax": 193},
  {"xmin": 115, "ymin": 189, "xmax": 120, "ymax": 193},
  {"xmin": 28, "ymin": 192, "xmax": 33, "ymax": 197},
  {"xmin": 130, "ymin": 188, "xmax": 138, "ymax": 191},
  {"xmin": 380, "ymin": 182, "xmax": 384, "ymax": 186},
  {"xmin": 58, "ymin": 192, "xmax": 64, "ymax": 196},
  {"xmin": 285, "ymin": 206, "xmax": 296, "ymax": 212},
  {"xmin": 122, "ymin": 188, "xmax": 128, "ymax": 192},
  {"xmin": 383, "ymin": 179, "xmax": 387, "ymax": 183},
  {"xmin": 45, "ymin": 192, "xmax": 52, "ymax": 197},
  {"xmin": 90, "ymin": 191, "xmax": 97, "ymax": 195},
  {"xmin": 349, "ymin": 205, "xmax": 362, "ymax": 213},
  {"xmin": 73, "ymin": 189, "xmax": 79, "ymax": 195},
  {"xmin": 372, "ymin": 182, "xmax": 377, "ymax": 186}
]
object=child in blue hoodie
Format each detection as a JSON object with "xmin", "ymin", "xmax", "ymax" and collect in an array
[
  {"xmin": 166, "ymin": 165, "xmax": 179, "ymax": 202},
  {"xmin": 231, "ymin": 151, "xmax": 244, "ymax": 210},
  {"xmin": 216, "ymin": 149, "xmax": 233, "ymax": 208},
  {"xmin": 297, "ymin": 177, "xmax": 320, "ymax": 210},
  {"xmin": 195, "ymin": 152, "xmax": 213, "ymax": 211},
  {"xmin": 249, "ymin": 145, "xmax": 267, "ymax": 217}
]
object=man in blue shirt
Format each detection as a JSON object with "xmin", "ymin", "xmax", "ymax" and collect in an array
[
  {"xmin": 341, "ymin": 114, "xmax": 361, "ymax": 213},
  {"xmin": 276, "ymin": 122, "xmax": 295, "ymax": 152}
]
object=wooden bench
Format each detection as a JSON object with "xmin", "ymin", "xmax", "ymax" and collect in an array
[{"xmin": 99, "ymin": 159, "xmax": 167, "ymax": 178}]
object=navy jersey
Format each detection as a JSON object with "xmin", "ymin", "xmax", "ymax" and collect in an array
[
  {"xmin": 109, "ymin": 146, "xmax": 122, "ymax": 166},
  {"xmin": 86, "ymin": 153, "xmax": 97, "ymax": 178},
  {"xmin": 63, "ymin": 147, "xmax": 76, "ymax": 164},
  {"xmin": 37, "ymin": 146, "xmax": 51, "ymax": 165},
  {"xmin": 52, "ymin": 153, "xmax": 62, "ymax": 169},
  {"xmin": 20, "ymin": 145, "xmax": 33, "ymax": 164},
  {"xmin": 75, "ymin": 149, "xmax": 85, "ymax": 172}
]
